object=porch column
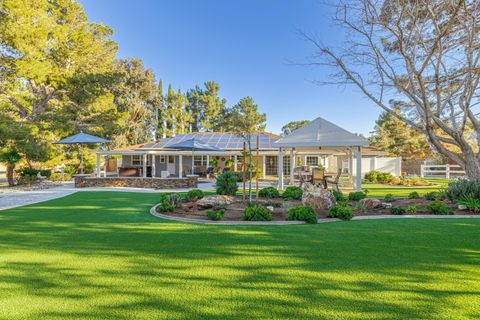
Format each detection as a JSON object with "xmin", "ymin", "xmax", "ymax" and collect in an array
[
  {"xmin": 278, "ymin": 148, "xmax": 284, "ymax": 190},
  {"xmin": 103, "ymin": 156, "xmax": 107, "ymax": 177},
  {"xmin": 179, "ymin": 155, "xmax": 183, "ymax": 178},
  {"xmin": 355, "ymin": 146, "xmax": 362, "ymax": 191},
  {"xmin": 152, "ymin": 155, "xmax": 156, "ymax": 177},
  {"xmin": 234, "ymin": 155, "xmax": 238, "ymax": 171},
  {"xmin": 262, "ymin": 155, "xmax": 266, "ymax": 176},
  {"xmin": 96, "ymin": 153, "xmax": 101, "ymax": 177},
  {"xmin": 206, "ymin": 155, "xmax": 210, "ymax": 169},
  {"xmin": 348, "ymin": 149, "xmax": 354, "ymax": 185},
  {"xmin": 142, "ymin": 154, "xmax": 147, "ymax": 177},
  {"xmin": 290, "ymin": 149, "xmax": 295, "ymax": 185}
]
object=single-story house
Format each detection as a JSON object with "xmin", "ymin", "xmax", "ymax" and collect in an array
[{"xmin": 95, "ymin": 117, "xmax": 401, "ymax": 190}]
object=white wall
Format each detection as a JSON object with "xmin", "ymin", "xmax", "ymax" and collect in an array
[{"xmin": 351, "ymin": 157, "xmax": 402, "ymax": 177}]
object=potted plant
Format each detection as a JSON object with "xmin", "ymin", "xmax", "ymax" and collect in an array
[
  {"xmin": 209, "ymin": 158, "xmax": 218, "ymax": 167},
  {"xmin": 225, "ymin": 159, "xmax": 234, "ymax": 169}
]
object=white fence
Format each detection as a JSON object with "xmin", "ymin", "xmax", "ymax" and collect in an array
[
  {"xmin": 420, "ymin": 164, "xmax": 466, "ymax": 178},
  {"xmin": 349, "ymin": 157, "xmax": 402, "ymax": 177}
]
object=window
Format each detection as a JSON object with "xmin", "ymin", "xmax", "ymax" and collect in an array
[
  {"xmin": 306, "ymin": 156, "xmax": 319, "ymax": 166},
  {"xmin": 194, "ymin": 155, "xmax": 208, "ymax": 167},
  {"xmin": 283, "ymin": 155, "xmax": 291, "ymax": 175},
  {"xmin": 132, "ymin": 155, "xmax": 150, "ymax": 166},
  {"xmin": 158, "ymin": 156, "xmax": 166, "ymax": 163}
]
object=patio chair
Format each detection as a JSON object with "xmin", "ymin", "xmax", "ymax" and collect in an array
[
  {"xmin": 312, "ymin": 168, "xmax": 326, "ymax": 189},
  {"xmin": 326, "ymin": 168, "xmax": 342, "ymax": 191}
]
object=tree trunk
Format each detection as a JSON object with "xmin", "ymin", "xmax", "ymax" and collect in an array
[
  {"xmin": 463, "ymin": 155, "xmax": 480, "ymax": 181},
  {"xmin": 6, "ymin": 165, "xmax": 15, "ymax": 187}
]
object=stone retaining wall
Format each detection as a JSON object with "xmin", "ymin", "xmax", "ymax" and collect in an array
[{"xmin": 74, "ymin": 176, "xmax": 198, "ymax": 189}]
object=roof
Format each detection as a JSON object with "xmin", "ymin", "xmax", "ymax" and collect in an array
[
  {"xmin": 274, "ymin": 117, "xmax": 369, "ymax": 148},
  {"xmin": 141, "ymin": 133, "xmax": 280, "ymax": 150}
]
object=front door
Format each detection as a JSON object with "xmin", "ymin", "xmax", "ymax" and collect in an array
[{"xmin": 167, "ymin": 156, "xmax": 176, "ymax": 176}]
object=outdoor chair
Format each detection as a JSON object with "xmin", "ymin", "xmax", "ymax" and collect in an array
[
  {"xmin": 326, "ymin": 169, "xmax": 342, "ymax": 191},
  {"xmin": 312, "ymin": 168, "xmax": 327, "ymax": 189}
]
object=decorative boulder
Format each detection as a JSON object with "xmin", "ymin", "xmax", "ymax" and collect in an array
[
  {"xmin": 302, "ymin": 182, "xmax": 317, "ymax": 193},
  {"xmin": 197, "ymin": 195, "xmax": 235, "ymax": 209},
  {"xmin": 302, "ymin": 188, "xmax": 336, "ymax": 212},
  {"xmin": 359, "ymin": 198, "xmax": 382, "ymax": 209},
  {"xmin": 180, "ymin": 202, "xmax": 196, "ymax": 211}
]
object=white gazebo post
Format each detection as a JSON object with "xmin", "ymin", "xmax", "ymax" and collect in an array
[
  {"xmin": 234, "ymin": 155, "xmax": 238, "ymax": 171},
  {"xmin": 142, "ymin": 154, "xmax": 147, "ymax": 178},
  {"xmin": 152, "ymin": 155, "xmax": 156, "ymax": 177},
  {"xmin": 348, "ymin": 149, "xmax": 354, "ymax": 185},
  {"xmin": 278, "ymin": 148, "xmax": 284, "ymax": 190},
  {"xmin": 355, "ymin": 146, "xmax": 362, "ymax": 191},
  {"xmin": 290, "ymin": 148, "xmax": 295, "ymax": 185},
  {"xmin": 96, "ymin": 153, "xmax": 101, "ymax": 177},
  {"xmin": 206, "ymin": 155, "xmax": 210, "ymax": 170},
  {"xmin": 103, "ymin": 156, "xmax": 107, "ymax": 177},
  {"xmin": 179, "ymin": 155, "xmax": 183, "ymax": 178}
]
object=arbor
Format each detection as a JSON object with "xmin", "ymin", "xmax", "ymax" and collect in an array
[
  {"xmin": 281, "ymin": 120, "xmax": 310, "ymax": 135},
  {"xmin": 304, "ymin": 0, "xmax": 480, "ymax": 178},
  {"xmin": 370, "ymin": 107, "xmax": 432, "ymax": 159}
]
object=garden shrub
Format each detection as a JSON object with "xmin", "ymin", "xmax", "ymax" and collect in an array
[
  {"xmin": 390, "ymin": 207, "xmax": 406, "ymax": 215},
  {"xmin": 244, "ymin": 205, "xmax": 272, "ymax": 221},
  {"xmin": 445, "ymin": 178, "xmax": 480, "ymax": 201},
  {"xmin": 328, "ymin": 202, "xmax": 354, "ymax": 220},
  {"xmin": 18, "ymin": 167, "xmax": 40, "ymax": 178},
  {"xmin": 348, "ymin": 191, "xmax": 367, "ymax": 201},
  {"xmin": 408, "ymin": 191, "xmax": 420, "ymax": 199},
  {"xmin": 332, "ymin": 189, "xmax": 345, "ymax": 202},
  {"xmin": 216, "ymin": 171, "xmax": 238, "ymax": 196},
  {"xmin": 364, "ymin": 170, "xmax": 379, "ymax": 183},
  {"xmin": 282, "ymin": 186, "xmax": 303, "ymax": 200},
  {"xmin": 160, "ymin": 193, "xmax": 182, "ymax": 208},
  {"xmin": 287, "ymin": 205, "xmax": 317, "ymax": 224},
  {"xmin": 259, "ymin": 186, "xmax": 280, "ymax": 198},
  {"xmin": 457, "ymin": 197, "xmax": 480, "ymax": 213},
  {"xmin": 405, "ymin": 204, "xmax": 420, "ymax": 213},
  {"xmin": 427, "ymin": 201, "xmax": 453, "ymax": 215},
  {"xmin": 425, "ymin": 191, "xmax": 440, "ymax": 201},
  {"xmin": 156, "ymin": 203, "xmax": 175, "ymax": 213},
  {"xmin": 186, "ymin": 189, "xmax": 205, "ymax": 201},
  {"xmin": 206, "ymin": 208, "xmax": 226, "ymax": 221},
  {"xmin": 377, "ymin": 172, "xmax": 393, "ymax": 184},
  {"xmin": 383, "ymin": 193, "xmax": 394, "ymax": 202}
]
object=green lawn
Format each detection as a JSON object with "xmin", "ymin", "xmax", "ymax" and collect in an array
[
  {"xmin": 363, "ymin": 178, "xmax": 451, "ymax": 198},
  {"xmin": 0, "ymin": 192, "xmax": 479, "ymax": 319}
]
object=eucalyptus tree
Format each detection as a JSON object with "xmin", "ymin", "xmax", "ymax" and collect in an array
[{"xmin": 303, "ymin": 0, "xmax": 480, "ymax": 178}]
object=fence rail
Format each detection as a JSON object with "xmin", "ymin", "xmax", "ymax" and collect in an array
[{"xmin": 420, "ymin": 164, "xmax": 465, "ymax": 178}]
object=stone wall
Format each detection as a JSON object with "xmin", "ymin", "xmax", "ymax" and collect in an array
[{"xmin": 74, "ymin": 176, "xmax": 198, "ymax": 189}]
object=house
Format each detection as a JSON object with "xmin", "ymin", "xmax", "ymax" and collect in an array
[{"xmin": 96, "ymin": 117, "xmax": 401, "ymax": 190}]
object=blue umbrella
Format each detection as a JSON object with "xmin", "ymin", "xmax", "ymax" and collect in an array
[
  {"xmin": 164, "ymin": 137, "xmax": 223, "ymax": 175},
  {"xmin": 54, "ymin": 131, "xmax": 110, "ymax": 174}
]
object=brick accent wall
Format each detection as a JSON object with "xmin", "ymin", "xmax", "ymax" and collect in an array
[{"xmin": 74, "ymin": 176, "xmax": 198, "ymax": 189}]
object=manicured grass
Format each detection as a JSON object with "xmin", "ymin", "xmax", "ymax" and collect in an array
[
  {"xmin": 363, "ymin": 178, "xmax": 451, "ymax": 198},
  {"xmin": 0, "ymin": 191, "xmax": 479, "ymax": 319}
]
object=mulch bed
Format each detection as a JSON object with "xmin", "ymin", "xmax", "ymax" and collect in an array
[{"xmin": 158, "ymin": 196, "xmax": 477, "ymax": 222}]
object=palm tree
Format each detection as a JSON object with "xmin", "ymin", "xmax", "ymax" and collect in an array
[{"xmin": 0, "ymin": 150, "xmax": 22, "ymax": 187}]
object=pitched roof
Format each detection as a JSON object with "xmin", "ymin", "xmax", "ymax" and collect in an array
[
  {"xmin": 273, "ymin": 117, "xmax": 369, "ymax": 148},
  {"xmin": 141, "ymin": 132, "xmax": 280, "ymax": 150}
]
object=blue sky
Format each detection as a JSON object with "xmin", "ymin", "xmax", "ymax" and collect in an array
[{"xmin": 79, "ymin": 0, "xmax": 381, "ymax": 136}]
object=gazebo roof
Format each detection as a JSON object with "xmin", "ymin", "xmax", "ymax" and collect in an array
[{"xmin": 273, "ymin": 116, "xmax": 368, "ymax": 148}]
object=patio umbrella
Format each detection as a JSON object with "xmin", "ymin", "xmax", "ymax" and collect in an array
[
  {"xmin": 164, "ymin": 137, "xmax": 223, "ymax": 175},
  {"xmin": 54, "ymin": 131, "xmax": 110, "ymax": 174}
]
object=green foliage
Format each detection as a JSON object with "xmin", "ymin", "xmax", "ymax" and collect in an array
[
  {"xmin": 244, "ymin": 205, "xmax": 272, "ymax": 221},
  {"xmin": 408, "ymin": 191, "xmax": 420, "ymax": 199},
  {"xmin": 282, "ymin": 186, "xmax": 303, "ymax": 200},
  {"xmin": 383, "ymin": 193, "xmax": 395, "ymax": 202},
  {"xmin": 425, "ymin": 191, "xmax": 441, "ymax": 201},
  {"xmin": 332, "ymin": 189, "xmax": 346, "ymax": 201},
  {"xmin": 445, "ymin": 178, "xmax": 480, "ymax": 201},
  {"xmin": 259, "ymin": 187, "xmax": 280, "ymax": 198},
  {"xmin": 186, "ymin": 189, "xmax": 205, "ymax": 201},
  {"xmin": 281, "ymin": 120, "xmax": 310, "ymax": 136},
  {"xmin": 405, "ymin": 204, "xmax": 421, "ymax": 214},
  {"xmin": 328, "ymin": 202, "xmax": 354, "ymax": 220},
  {"xmin": 390, "ymin": 207, "xmax": 406, "ymax": 215},
  {"xmin": 364, "ymin": 170, "xmax": 380, "ymax": 183},
  {"xmin": 206, "ymin": 208, "xmax": 226, "ymax": 221},
  {"xmin": 160, "ymin": 193, "xmax": 182, "ymax": 208},
  {"xmin": 457, "ymin": 197, "xmax": 480, "ymax": 213},
  {"xmin": 287, "ymin": 205, "xmax": 317, "ymax": 224},
  {"xmin": 156, "ymin": 203, "xmax": 175, "ymax": 213},
  {"xmin": 348, "ymin": 191, "xmax": 367, "ymax": 201},
  {"xmin": 224, "ymin": 97, "xmax": 266, "ymax": 132},
  {"xmin": 216, "ymin": 172, "xmax": 239, "ymax": 196},
  {"xmin": 427, "ymin": 201, "xmax": 453, "ymax": 215},
  {"xmin": 376, "ymin": 172, "xmax": 394, "ymax": 184}
]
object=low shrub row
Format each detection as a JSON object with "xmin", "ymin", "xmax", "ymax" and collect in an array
[{"xmin": 389, "ymin": 201, "xmax": 452, "ymax": 215}]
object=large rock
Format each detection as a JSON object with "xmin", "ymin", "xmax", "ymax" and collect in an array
[
  {"xmin": 302, "ymin": 187, "xmax": 336, "ymax": 212},
  {"xmin": 359, "ymin": 198, "xmax": 382, "ymax": 209},
  {"xmin": 197, "ymin": 195, "xmax": 235, "ymax": 209}
]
